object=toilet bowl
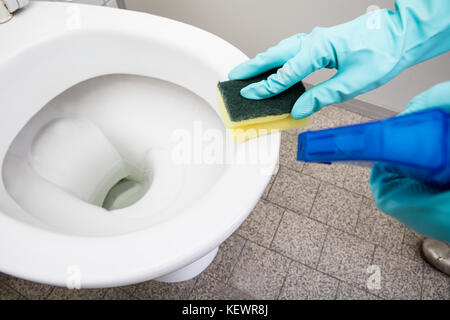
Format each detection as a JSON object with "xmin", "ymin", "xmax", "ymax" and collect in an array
[{"xmin": 0, "ymin": 2, "xmax": 280, "ymax": 287}]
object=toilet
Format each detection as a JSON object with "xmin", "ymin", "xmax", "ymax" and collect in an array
[{"xmin": 0, "ymin": 1, "xmax": 280, "ymax": 287}]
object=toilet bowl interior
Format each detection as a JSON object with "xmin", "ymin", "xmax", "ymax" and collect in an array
[{"xmin": 2, "ymin": 74, "xmax": 230, "ymax": 236}]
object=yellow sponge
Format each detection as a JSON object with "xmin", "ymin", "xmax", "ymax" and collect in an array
[{"xmin": 217, "ymin": 80, "xmax": 309, "ymax": 142}]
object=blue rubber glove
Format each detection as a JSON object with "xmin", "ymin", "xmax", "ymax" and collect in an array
[
  {"xmin": 370, "ymin": 81, "xmax": 450, "ymax": 243},
  {"xmin": 228, "ymin": 0, "xmax": 450, "ymax": 119}
]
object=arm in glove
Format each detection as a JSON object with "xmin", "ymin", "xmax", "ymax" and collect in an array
[
  {"xmin": 228, "ymin": 0, "xmax": 450, "ymax": 119},
  {"xmin": 370, "ymin": 82, "xmax": 450, "ymax": 243}
]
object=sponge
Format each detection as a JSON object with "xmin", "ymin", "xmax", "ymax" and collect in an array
[{"xmin": 217, "ymin": 69, "xmax": 309, "ymax": 142}]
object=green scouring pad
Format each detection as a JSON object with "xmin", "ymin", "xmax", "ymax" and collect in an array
[{"xmin": 217, "ymin": 68, "xmax": 306, "ymax": 128}]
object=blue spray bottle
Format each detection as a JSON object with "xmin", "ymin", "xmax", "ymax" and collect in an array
[{"xmin": 297, "ymin": 108, "xmax": 450, "ymax": 189}]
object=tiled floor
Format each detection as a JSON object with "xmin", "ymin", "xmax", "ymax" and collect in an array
[{"xmin": 1, "ymin": 106, "xmax": 449, "ymax": 300}]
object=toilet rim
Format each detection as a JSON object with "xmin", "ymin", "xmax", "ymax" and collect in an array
[{"xmin": 0, "ymin": 2, "xmax": 280, "ymax": 287}]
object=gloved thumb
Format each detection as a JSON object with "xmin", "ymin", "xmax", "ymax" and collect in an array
[{"xmin": 401, "ymin": 81, "xmax": 450, "ymax": 115}]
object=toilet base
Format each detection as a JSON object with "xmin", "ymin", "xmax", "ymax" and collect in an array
[{"xmin": 155, "ymin": 247, "xmax": 219, "ymax": 283}]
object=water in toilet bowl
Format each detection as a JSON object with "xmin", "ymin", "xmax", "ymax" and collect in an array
[{"xmin": 2, "ymin": 74, "xmax": 228, "ymax": 236}]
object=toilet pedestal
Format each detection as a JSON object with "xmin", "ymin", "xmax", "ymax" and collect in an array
[{"xmin": 155, "ymin": 247, "xmax": 218, "ymax": 283}]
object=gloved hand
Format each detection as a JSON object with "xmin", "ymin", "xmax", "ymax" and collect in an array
[
  {"xmin": 370, "ymin": 81, "xmax": 450, "ymax": 243},
  {"xmin": 228, "ymin": 0, "xmax": 450, "ymax": 119}
]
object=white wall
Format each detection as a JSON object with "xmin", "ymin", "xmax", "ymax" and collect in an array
[{"xmin": 125, "ymin": 0, "xmax": 450, "ymax": 113}]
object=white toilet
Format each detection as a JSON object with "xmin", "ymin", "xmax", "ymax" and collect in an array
[{"xmin": 0, "ymin": 1, "xmax": 280, "ymax": 287}]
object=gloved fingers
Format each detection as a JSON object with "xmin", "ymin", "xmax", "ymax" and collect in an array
[
  {"xmin": 401, "ymin": 81, "xmax": 450, "ymax": 115},
  {"xmin": 290, "ymin": 76, "xmax": 348, "ymax": 119},
  {"xmin": 240, "ymin": 33, "xmax": 337, "ymax": 100},
  {"xmin": 239, "ymin": 61, "xmax": 306, "ymax": 99},
  {"xmin": 228, "ymin": 34, "xmax": 303, "ymax": 80}
]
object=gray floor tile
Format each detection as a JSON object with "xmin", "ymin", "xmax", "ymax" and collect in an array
[
  {"xmin": 343, "ymin": 165, "xmax": 373, "ymax": 198},
  {"xmin": 302, "ymin": 162, "xmax": 348, "ymax": 188},
  {"xmin": 204, "ymin": 233, "xmax": 246, "ymax": 282},
  {"xmin": 401, "ymin": 228, "xmax": 425, "ymax": 262},
  {"xmin": 317, "ymin": 228, "xmax": 375, "ymax": 288},
  {"xmin": 360, "ymin": 116, "xmax": 376, "ymax": 122},
  {"xmin": 0, "ymin": 282, "xmax": 25, "ymax": 300},
  {"xmin": 310, "ymin": 184, "xmax": 362, "ymax": 234},
  {"xmin": 321, "ymin": 106, "xmax": 364, "ymax": 127},
  {"xmin": 237, "ymin": 200, "xmax": 284, "ymax": 248},
  {"xmin": 268, "ymin": 166, "xmax": 320, "ymax": 214},
  {"xmin": 271, "ymin": 210, "xmax": 328, "ymax": 268},
  {"xmin": 103, "ymin": 287, "xmax": 136, "ymax": 300},
  {"xmin": 294, "ymin": 106, "xmax": 365, "ymax": 135},
  {"xmin": 403, "ymin": 228, "xmax": 425, "ymax": 247},
  {"xmin": 279, "ymin": 262, "xmax": 338, "ymax": 300},
  {"xmin": 422, "ymin": 262, "xmax": 450, "ymax": 300},
  {"xmin": 372, "ymin": 246, "xmax": 423, "ymax": 300},
  {"xmin": 291, "ymin": 106, "xmax": 363, "ymax": 133},
  {"xmin": 190, "ymin": 273, "xmax": 254, "ymax": 300},
  {"xmin": 117, "ymin": 284, "xmax": 137, "ymax": 295},
  {"xmin": 305, "ymin": 112, "xmax": 335, "ymax": 130},
  {"xmin": 133, "ymin": 278, "xmax": 197, "ymax": 300},
  {"xmin": 336, "ymin": 282, "xmax": 380, "ymax": 300},
  {"xmin": 284, "ymin": 128, "xmax": 301, "ymax": 136},
  {"xmin": 299, "ymin": 108, "xmax": 336, "ymax": 132},
  {"xmin": 229, "ymin": 241, "xmax": 291, "ymax": 299},
  {"xmin": 279, "ymin": 132, "xmax": 304, "ymax": 172},
  {"xmin": 355, "ymin": 197, "xmax": 405, "ymax": 251},
  {"xmin": 47, "ymin": 288, "xmax": 108, "ymax": 300},
  {"xmin": 401, "ymin": 242, "xmax": 424, "ymax": 262},
  {"xmin": 1, "ymin": 276, "xmax": 53, "ymax": 300}
]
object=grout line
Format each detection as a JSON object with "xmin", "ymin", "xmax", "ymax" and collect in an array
[
  {"xmin": 43, "ymin": 286, "xmax": 55, "ymax": 300},
  {"xmin": 262, "ymin": 182, "xmax": 274, "ymax": 201},
  {"xmin": 282, "ymin": 162, "xmax": 371, "ymax": 199},
  {"xmin": 268, "ymin": 209, "xmax": 286, "ymax": 249},
  {"xmin": 99, "ymin": 288, "xmax": 109, "ymax": 299},
  {"xmin": 353, "ymin": 196, "xmax": 365, "ymax": 235},
  {"xmin": 225, "ymin": 238, "xmax": 248, "ymax": 285},
  {"xmin": 124, "ymin": 285, "xmax": 138, "ymax": 296},
  {"xmin": 0, "ymin": 281, "xmax": 29, "ymax": 300},
  {"xmin": 186, "ymin": 276, "xmax": 201, "ymax": 299},
  {"xmin": 112, "ymin": 287, "xmax": 134, "ymax": 299},
  {"xmin": 400, "ymin": 224, "xmax": 407, "ymax": 246},
  {"xmin": 276, "ymin": 259, "xmax": 293, "ymax": 300},
  {"xmin": 308, "ymin": 180, "xmax": 322, "ymax": 218},
  {"xmin": 316, "ymin": 226, "xmax": 330, "ymax": 271},
  {"xmin": 201, "ymin": 234, "xmax": 248, "ymax": 285},
  {"xmin": 334, "ymin": 281, "xmax": 341, "ymax": 300},
  {"xmin": 419, "ymin": 259, "xmax": 426, "ymax": 300},
  {"xmin": 124, "ymin": 288, "xmax": 140, "ymax": 300},
  {"xmin": 370, "ymin": 244, "xmax": 378, "ymax": 265},
  {"xmin": 264, "ymin": 197, "xmax": 320, "ymax": 224},
  {"xmin": 261, "ymin": 197, "xmax": 285, "ymax": 211}
]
